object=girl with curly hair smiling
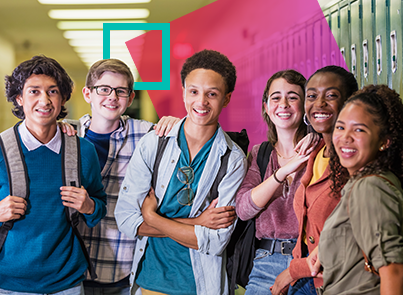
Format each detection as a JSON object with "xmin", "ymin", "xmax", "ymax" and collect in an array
[{"xmin": 308, "ymin": 85, "xmax": 403, "ymax": 294}]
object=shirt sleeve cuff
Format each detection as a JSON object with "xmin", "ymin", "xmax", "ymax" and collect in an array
[{"xmin": 289, "ymin": 257, "xmax": 312, "ymax": 280}]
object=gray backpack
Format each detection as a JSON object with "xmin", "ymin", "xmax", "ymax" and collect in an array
[{"xmin": 0, "ymin": 123, "xmax": 97, "ymax": 279}]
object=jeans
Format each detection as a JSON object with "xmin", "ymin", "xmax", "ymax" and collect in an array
[
  {"xmin": 244, "ymin": 249, "xmax": 293, "ymax": 295},
  {"xmin": 84, "ymin": 286, "xmax": 130, "ymax": 295},
  {"xmin": 288, "ymin": 277, "xmax": 317, "ymax": 295},
  {"xmin": 0, "ymin": 283, "xmax": 84, "ymax": 295}
]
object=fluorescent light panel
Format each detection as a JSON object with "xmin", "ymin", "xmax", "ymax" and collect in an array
[
  {"xmin": 64, "ymin": 30, "xmax": 145, "ymax": 39},
  {"xmin": 49, "ymin": 9, "xmax": 150, "ymax": 19},
  {"xmin": 73, "ymin": 46, "xmax": 128, "ymax": 53},
  {"xmin": 39, "ymin": 0, "xmax": 150, "ymax": 4},
  {"xmin": 57, "ymin": 20, "xmax": 146, "ymax": 30}
]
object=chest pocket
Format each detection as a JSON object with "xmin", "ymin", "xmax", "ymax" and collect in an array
[{"xmin": 319, "ymin": 226, "xmax": 346, "ymax": 271}]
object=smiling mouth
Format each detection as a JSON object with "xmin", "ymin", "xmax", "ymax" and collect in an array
[
  {"xmin": 312, "ymin": 112, "xmax": 332, "ymax": 120},
  {"xmin": 277, "ymin": 112, "xmax": 291, "ymax": 118},
  {"xmin": 194, "ymin": 108, "xmax": 210, "ymax": 114},
  {"xmin": 104, "ymin": 105, "xmax": 119, "ymax": 110},
  {"xmin": 36, "ymin": 108, "xmax": 52, "ymax": 114},
  {"xmin": 341, "ymin": 148, "xmax": 357, "ymax": 153}
]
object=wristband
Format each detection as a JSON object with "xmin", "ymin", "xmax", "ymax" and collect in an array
[{"xmin": 273, "ymin": 169, "xmax": 286, "ymax": 184}]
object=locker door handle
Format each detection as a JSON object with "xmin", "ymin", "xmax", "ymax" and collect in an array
[
  {"xmin": 390, "ymin": 30, "xmax": 397, "ymax": 73},
  {"xmin": 340, "ymin": 47, "xmax": 346, "ymax": 62},
  {"xmin": 351, "ymin": 44, "xmax": 357, "ymax": 76},
  {"xmin": 375, "ymin": 35, "xmax": 382, "ymax": 75},
  {"xmin": 363, "ymin": 39, "xmax": 369, "ymax": 78}
]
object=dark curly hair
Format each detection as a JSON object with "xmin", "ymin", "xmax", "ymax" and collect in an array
[
  {"xmin": 306, "ymin": 65, "xmax": 358, "ymax": 102},
  {"xmin": 261, "ymin": 69, "xmax": 307, "ymax": 145},
  {"xmin": 329, "ymin": 85, "xmax": 403, "ymax": 195},
  {"xmin": 5, "ymin": 55, "xmax": 73, "ymax": 120},
  {"xmin": 180, "ymin": 49, "xmax": 236, "ymax": 94}
]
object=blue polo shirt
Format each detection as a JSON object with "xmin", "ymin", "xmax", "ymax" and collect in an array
[{"xmin": 136, "ymin": 121, "xmax": 217, "ymax": 294}]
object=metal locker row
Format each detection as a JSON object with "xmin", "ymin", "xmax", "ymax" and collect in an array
[{"xmin": 322, "ymin": 0, "xmax": 403, "ymax": 94}]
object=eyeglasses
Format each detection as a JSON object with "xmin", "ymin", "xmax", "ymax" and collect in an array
[
  {"xmin": 90, "ymin": 85, "xmax": 131, "ymax": 98},
  {"xmin": 177, "ymin": 166, "xmax": 195, "ymax": 206}
]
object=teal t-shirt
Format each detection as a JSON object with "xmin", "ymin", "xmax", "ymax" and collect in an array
[{"xmin": 136, "ymin": 121, "xmax": 218, "ymax": 294}]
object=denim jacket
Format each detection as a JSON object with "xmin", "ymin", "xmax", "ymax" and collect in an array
[{"xmin": 115, "ymin": 118, "xmax": 247, "ymax": 295}]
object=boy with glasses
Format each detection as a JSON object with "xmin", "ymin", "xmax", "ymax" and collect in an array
[
  {"xmin": 115, "ymin": 50, "xmax": 247, "ymax": 295},
  {"xmin": 65, "ymin": 59, "xmax": 181, "ymax": 294}
]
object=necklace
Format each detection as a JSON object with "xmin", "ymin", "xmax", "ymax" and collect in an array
[{"xmin": 275, "ymin": 147, "xmax": 296, "ymax": 159}]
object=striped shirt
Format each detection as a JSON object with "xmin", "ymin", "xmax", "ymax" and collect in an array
[{"xmin": 74, "ymin": 114, "xmax": 153, "ymax": 283}]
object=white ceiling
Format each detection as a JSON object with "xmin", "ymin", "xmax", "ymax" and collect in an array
[{"xmin": 0, "ymin": 0, "xmax": 215, "ymax": 82}]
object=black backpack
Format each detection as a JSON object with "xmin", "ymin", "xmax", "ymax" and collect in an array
[
  {"xmin": 0, "ymin": 123, "xmax": 97, "ymax": 280},
  {"xmin": 227, "ymin": 141, "xmax": 273, "ymax": 294}
]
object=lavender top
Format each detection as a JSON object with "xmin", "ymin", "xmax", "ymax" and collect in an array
[{"xmin": 236, "ymin": 143, "xmax": 305, "ymax": 240}]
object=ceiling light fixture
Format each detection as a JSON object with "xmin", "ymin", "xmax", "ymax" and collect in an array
[
  {"xmin": 57, "ymin": 20, "xmax": 146, "ymax": 30},
  {"xmin": 63, "ymin": 30, "xmax": 145, "ymax": 39},
  {"xmin": 48, "ymin": 9, "xmax": 150, "ymax": 19}
]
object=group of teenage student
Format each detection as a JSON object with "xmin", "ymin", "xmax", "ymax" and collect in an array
[
  {"xmin": 0, "ymin": 48, "xmax": 402, "ymax": 295},
  {"xmin": 240, "ymin": 66, "xmax": 403, "ymax": 295}
]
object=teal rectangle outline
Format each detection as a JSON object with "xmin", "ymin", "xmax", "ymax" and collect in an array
[{"xmin": 103, "ymin": 23, "xmax": 170, "ymax": 90}]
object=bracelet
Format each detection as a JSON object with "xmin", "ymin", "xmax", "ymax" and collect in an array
[{"xmin": 273, "ymin": 169, "xmax": 286, "ymax": 184}]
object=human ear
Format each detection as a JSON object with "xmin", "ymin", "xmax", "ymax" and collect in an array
[
  {"xmin": 127, "ymin": 91, "xmax": 135, "ymax": 107},
  {"xmin": 82, "ymin": 87, "xmax": 92, "ymax": 104},
  {"xmin": 16, "ymin": 95, "xmax": 23, "ymax": 106},
  {"xmin": 263, "ymin": 101, "xmax": 269, "ymax": 114},
  {"xmin": 223, "ymin": 92, "xmax": 232, "ymax": 107},
  {"xmin": 379, "ymin": 138, "xmax": 391, "ymax": 151}
]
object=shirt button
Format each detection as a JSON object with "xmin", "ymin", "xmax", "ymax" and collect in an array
[
  {"xmin": 123, "ymin": 186, "xmax": 127, "ymax": 190},
  {"xmin": 161, "ymin": 185, "xmax": 164, "ymax": 189},
  {"xmin": 140, "ymin": 248, "xmax": 143, "ymax": 252},
  {"xmin": 309, "ymin": 236, "xmax": 315, "ymax": 244},
  {"xmin": 171, "ymin": 160, "xmax": 175, "ymax": 163},
  {"xmin": 131, "ymin": 272, "xmax": 134, "ymax": 275}
]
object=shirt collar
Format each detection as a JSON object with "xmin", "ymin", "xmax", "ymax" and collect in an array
[
  {"xmin": 80, "ymin": 114, "xmax": 126, "ymax": 136},
  {"xmin": 18, "ymin": 120, "xmax": 62, "ymax": 154}
]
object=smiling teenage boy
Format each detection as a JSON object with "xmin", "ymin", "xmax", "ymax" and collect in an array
[
  {"xmin": 66, "ymin": 59, "xmax": 179, "ymax": 294},
  {"xmin": 115, "ymin": 49, "xmax": 247, "ymax": 295},
  {"xmin": 0, "ymin": 55, "xmax": 106, "ymax": 294}
]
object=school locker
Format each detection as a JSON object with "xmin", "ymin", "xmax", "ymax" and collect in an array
[
  {"xmin": 362, "ymin": 0, "xmax": 375, "ymax": 85},
  {"xmin": 339, "ymin": 2, "xmax": 351, "ymax": 68},
  {"xmin": 350, "ymin": 0, "xmax": 363, "ymax": 87},
  {"xmin": 374, "ymin": 0, "xmax": 388, "ymax": 84},
  {"xmin": 389, "ymin": 0, "xmax": 402, "ymax": 92}
]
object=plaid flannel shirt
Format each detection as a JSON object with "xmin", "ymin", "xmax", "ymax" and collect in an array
[{"xmin": 75, "ymin": 114, "xmax": 153, "ymax": 283}]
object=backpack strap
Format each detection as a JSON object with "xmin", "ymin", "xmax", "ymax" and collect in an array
[
  {"xmin": 152, "ymin": 136, "xmax": 170, "ymax": 190},
  {"xmin": 61, "ymin": 132, "xmax": 81, "ymax": 224},
  {"xmin": 61, "ymin": 133, "xmax": 97, "ymax": 280},
  {"xmin": 208, "ymin": 148, "xmax": 231, "ymax": 202},
  {"xmin": 0, "ymin": 123, "xmax": 29, "ymax": 251},
  {"xmin": 229, "ymin": 141, "xmax": 273, "ymax": 294},
  {"xmin": 257, "ymin": 141, "xmax": 273, "ymax": 181}
]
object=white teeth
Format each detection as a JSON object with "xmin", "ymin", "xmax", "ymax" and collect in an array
[
  {"xmin": 104, "ymin": 105, "xmax": 118, "ymax": 109},
  {"xmin": 37, "ymin": 109, "xmax": 51, "ymax": 113},
  {"xmin": 277, "ymin": 113, "xmax": 291, "ymax": 118},
  {"xmin": 314, "ymin": 113, "xmax": 330, "ymax": 119},
  {"xmin": 194, "ymin": 109, "xmax": 209, "ymax": 114},
  {"xmin": 341, "ymin": 148, "xmax": 357, "ymax": 153}
]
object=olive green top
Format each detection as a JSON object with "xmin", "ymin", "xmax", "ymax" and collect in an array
[{"xmin": 317, "ymin": 171, "xmax": 403, "ymax": 295}]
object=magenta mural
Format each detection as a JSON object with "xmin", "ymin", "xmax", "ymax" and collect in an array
[{"xmin": 127, "ymin": 0, "xmax": 347, "ymax": 148}]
